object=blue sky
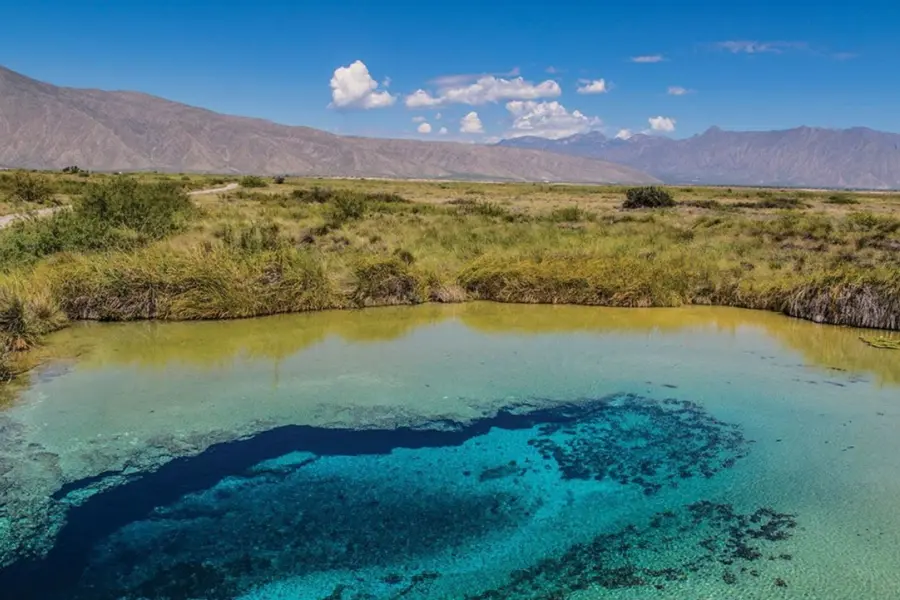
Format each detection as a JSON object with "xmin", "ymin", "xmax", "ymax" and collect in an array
[{"xmin": 2, "ymin": 0, "xmax": 898, "ymax": 141}]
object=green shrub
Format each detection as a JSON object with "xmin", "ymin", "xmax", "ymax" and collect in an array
[
  {"xmin": 449, "ymin": 198, "xmax": 511, "ymax": 218},
  {"xmin": 364, "ymin": 192, "xmax": 408, "ymax": 204},
  {"xmin": 0, "ymin": 211, "xmax": 141, "ymax": 268},
  {"xmin": 327, "ymin": 191, "xmax": 367, "ymax": 226},
  {"xmin": 0, "ymin": 179, "xmax": 193, "ymax": 268},
  {"xmin": 77, "ymin": 178, "xmax": 193, "ymax": 238},
  {"xmin": 549, "ymin": 206, "xmax": 591, "ymax": 222},
  {"xmin": 826, "ymin": 194, "xmax": 859, "ymax": 205},
  {"xmin": 734, "ymin": 196, "xmax": 807, "ymax": 210},
  {"xmin": 7, "ymin": 172, "xmax": 54, "ymax": 204},
  {"xmin": 623, "ymin": 187, "xmax": 675, "ymax": 209},
  {"xmin": 273, "ymin": 176, "xmax": 286, "ymax": 185},
  {"xmin": 239, "ymin": 175, "xmax": 268, "ymax": 188},
  {"xmin": 291, "ymin": 187, "xmax": 334, "ymax": 203}
]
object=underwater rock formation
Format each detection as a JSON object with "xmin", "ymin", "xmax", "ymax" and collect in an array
[
  {"xmin": 0, "ymin": 392, "xmax": 764, "ymax": 600},
  {"xmin": 465, "ymin": 501, "xmax": 798, "ymax": 599},
  {"xmin": 527, "ymin": 395, "xmax": 750, "ymax": 495}
]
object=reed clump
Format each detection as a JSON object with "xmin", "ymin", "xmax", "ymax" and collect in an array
[
  {"xmin": 1, "ymin": 174, "xmax": 900, "ymax": 381},
  {"xmin": 351, "ymin": 256, "xmax": 424, "ymax": 307},
  {"xmin": 46, "ymin": 246, "xmax": 338, "ymax": 321}
]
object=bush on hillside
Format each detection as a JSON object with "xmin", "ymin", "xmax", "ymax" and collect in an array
[
  {"xmin": 273, "ymin": 175, "xmax": 286, "ymax": 185},
  {"xmin": 622, "ymin": 186, "xmax": 675, "ymax": 209}
]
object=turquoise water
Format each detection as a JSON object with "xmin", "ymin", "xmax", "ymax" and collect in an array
[{"xmin": 1, "ymin": 304, "xmax": 899, "ymax": 599}]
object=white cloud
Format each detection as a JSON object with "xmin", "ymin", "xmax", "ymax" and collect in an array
[
  {"xmin": 667, "ymin": 86, "xmax": 690, "ymax": 95},
  {"xmin": 505, "ymin": 100, "xmax": 601, "ymax": 139},
  {"xmin": 435, "ymin": 112, "xmax": 442, "ymax": 120},
  {"xmin": 439, "ymin": 126, "xmax": 448, "ymax": 135},
  {"xmin": 630, "ymin": 55, "xmax": 665, "ymax": 63},
  {"xmin": 382, "ymin": 76, "xmax": 392, "ymax": 88},
  {"xmin": 329, "ymin": 60, "xmax": 396, "ymax": 109},
  {"xmin": 417, "ymin": 122, "xmax": 432, "ymax": 134},
  {"xmin": 615, "ymin": 129, "xmax": 633, "ymax": 140},
  {"xmin": 405, "ymin": 89, "xmax": 444, "ymax": 108},
  {"xmin": 715, "ymin": 40, "xmax": 806, "ymax": 54},
  {"xmin": 648, "ymin": 116, "xmax": 676, "ymax": 132},
  {"xmin": 577, "ymin": 79, "xmax": 608, "ymax": 94},
  {"xmin": 428, "ymin": 67, "xmax": 519, "ymax": 88},
  {"xmin": 412, "ymin": 116, "xmax": 427, "ymax": 123},
  {"xmin": 545, "ymin": 66, "xmax": 559, "ymax": 74},
  {"xmin": 405, "ymin": 75, "xmax": 561, "ymax": 108},
  {"xmin": 460, "ymin": 111, "xmax": 484, "ymax": 134}
]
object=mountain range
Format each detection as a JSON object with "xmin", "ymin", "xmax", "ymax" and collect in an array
[
  {"xmin": 4, "ymin": 65, "xmax": 899, "ymax": 189},
  {"xmin": 498, "ymin": 127, "xmax": 900, "ymax": 189},
  {"xmin": 0, "ymin": 66, "xmax": 655, "ymax": 184}
]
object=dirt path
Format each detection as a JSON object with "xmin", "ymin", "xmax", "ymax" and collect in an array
[
  {"xmin": 187, "ymin": 182, "xmax": 239, "ymax": 196},
  {"xmin": 0, "ymin": 182, "xmax": 240, "ymax": 230}
]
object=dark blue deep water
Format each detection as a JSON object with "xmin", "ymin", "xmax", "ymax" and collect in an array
[{"xmin": 2, "ymin": 394, "xmax": 800, "ymax": 599}]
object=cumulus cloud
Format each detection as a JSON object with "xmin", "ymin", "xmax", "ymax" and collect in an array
[
  {"xmin": 439, "ymin": 126, "xmax": 448, "ymax": 135},
  {"xmin": 667, "ymin": 86, "xmax": 690, "ymax": 95},
  {"xmin": 405, "ymin": 75, "xmax": 561, "ymax": 108},
  {"xmin": 435, "ymin": 112, "xmax": 442, "ymax": 120},
  {"xmin": 615, "ymin": 129, "xmax": 633, "ymax": 140},
  {"xmin": 505, "ymin": 101, "xmax": 601, "ymax": 139},
  {"xmin": 648, "ymin": 116, "xmax": 676, "ymax": 132},
  {"xmin": 405, "ymin": 89, "xmax": 444, "ymax": 108},
  {"xmin": 329, "ymin": 60, "xmax": 396, "ymax": 109},
  {"xmin": 460, "ymin": 112, "xmax": 484, "ymax": 134},
  {"xmin": 417, "ymin": 122, "xmax": 432, "ymax": 134},
  {"xmin": 715, "ymin": 40, "xmax": 806, "ymax": 54},
  {"xmin": 630, "ymin": 55, "xmax": 665, "ymax": 63},
  {"xmin": 577, "ymin": 79, "xmax": 608, "ymax": 94}
]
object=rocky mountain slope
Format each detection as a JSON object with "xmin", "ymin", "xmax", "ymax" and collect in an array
[{"xmin": 0, "ymin": 66, "xmax": 656, "ymax": 184}]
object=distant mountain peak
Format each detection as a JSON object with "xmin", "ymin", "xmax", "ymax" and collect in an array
[{"xmin": 500, "ymin": 124, "xmax": 900, "ymax": 189}]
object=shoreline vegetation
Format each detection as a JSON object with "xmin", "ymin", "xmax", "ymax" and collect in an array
[{"xmin": 1, "ymin": 169, "xmax": 899, "ymax": 380}]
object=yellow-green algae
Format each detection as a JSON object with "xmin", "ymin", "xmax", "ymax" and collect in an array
[{"xmin": 37, "ymin": 303, "xmax": 900, "ymax": 387}]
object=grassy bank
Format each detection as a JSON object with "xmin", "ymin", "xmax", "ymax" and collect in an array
[{"xmin": 1, "ymin": 170, "xmax": 900, "ymax": 375}]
